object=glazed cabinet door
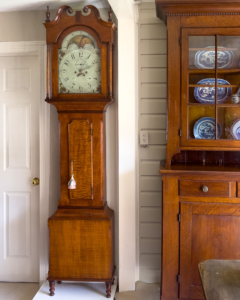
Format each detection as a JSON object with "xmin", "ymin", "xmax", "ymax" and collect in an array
[
  {"xmin": 181, "ymin": 27, "xmax": 240, "ymax": 149},
  {"xmin": 179, "ymin": 202, "xmax": 240, "ymax": 299}
]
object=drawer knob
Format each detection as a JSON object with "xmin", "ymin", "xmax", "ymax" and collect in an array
[{"xmin": 202, "ymin": 186, "xmax": 208, "ymax": 193}]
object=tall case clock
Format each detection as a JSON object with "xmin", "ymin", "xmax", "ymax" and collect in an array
[{"xmin": 44, "ymin": 5, "xmax": 116, "ymax": 298}]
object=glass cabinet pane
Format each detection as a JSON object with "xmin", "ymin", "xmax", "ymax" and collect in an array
[
  {"xmin": 218, "ymin": 36, "xmax": 240, "ymax": 69},
  {"xmin": 189, "ymin": 73, "xmax": 215, "ymax": 104},
  {"xmin": 217, "ymin": 107, "xmax": 240, "ymax": 140},
  {"xmin": 189, "ymin": 36, "xmax": 215, "ymax": 69},
  {"xmin": 184, "ymin": 31, "xmax": 240, "ymax": 145},
  {"xmin": 217, "ymin": 71, "xmax": 240, "ymax": 104},
  {"xmin": 189, "ymin": 106, "xmax": 216, "ymax": 139}
]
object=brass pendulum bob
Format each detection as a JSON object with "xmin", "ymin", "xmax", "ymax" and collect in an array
[{"xmin": 68, "ymin": 160, "xmax": 76, "ymax": 189}]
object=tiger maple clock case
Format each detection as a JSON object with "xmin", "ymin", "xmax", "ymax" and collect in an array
[
  {"xmin": 155, "ymin": 1, "xmax": 240, "ymax": 300},
  {"xmin": 44, "ymin": 5, "xmax": 116, "ymax": 298}
]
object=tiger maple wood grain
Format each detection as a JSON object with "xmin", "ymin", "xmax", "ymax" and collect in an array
[{"xmin": 68, "ymin": 119, "xmax": 93, "ymax": 200}]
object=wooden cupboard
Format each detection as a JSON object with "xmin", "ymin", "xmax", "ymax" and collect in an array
[{"xmin": 155, "ymin": 1, "xmax": 240, "ymax": 299}]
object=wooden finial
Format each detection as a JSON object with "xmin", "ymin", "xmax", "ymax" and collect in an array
[
  {"xmin": 68, "ymin": 7, "xmax": 73, "ymax": 14},
  {"xmin": 108, "ymin": 5, "xmax": 113, "ymax": 22},
  {"xmin": 45, "ymin": 6, "xmax": 50, "ymax": 23},
  {"xmin": 83, "ymin": 6, "xmax": 89, "ymax": 13}
]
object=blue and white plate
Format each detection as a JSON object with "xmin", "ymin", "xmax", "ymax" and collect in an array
[
  {"xmin": 195, "ymin": 46, "xmax": 234, "ymax": 69},
  {"xmin": 194, "ymin": 78, "xmax": 231, "ymax": 104},
  {"xmin": 193, "ymin": 117, "xmax": 221, "ymax": 139},
  {"xmin": 231, "ymin": 119, "xmax": 240, "ymax": 139}
]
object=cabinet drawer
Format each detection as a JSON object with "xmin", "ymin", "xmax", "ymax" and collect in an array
[{"xmin": 179, "ymin": 180, "xmax": 233, "ymax": 197}]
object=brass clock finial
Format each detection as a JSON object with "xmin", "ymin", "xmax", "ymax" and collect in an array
[
  {"xmin": 45, "ymin": 6, "xmax": 50, "ymax": 23},
  {"xmin": 108, "ymin": 5, "xmax": 113, "ymax": 22}
]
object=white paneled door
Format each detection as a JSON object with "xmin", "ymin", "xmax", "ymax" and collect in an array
[{"xmin": 0, "ymin": 55, "xmax": 39, "ymax": 282}]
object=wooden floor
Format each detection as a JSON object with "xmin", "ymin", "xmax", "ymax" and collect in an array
[{"xmin": 0, "ymin": 282, "xmax": 39, "ymax": 300}]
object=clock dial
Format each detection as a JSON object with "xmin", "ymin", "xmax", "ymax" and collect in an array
[{"xmin": 58, "ymin": 31, "xmax": 101, "ymax": 94}]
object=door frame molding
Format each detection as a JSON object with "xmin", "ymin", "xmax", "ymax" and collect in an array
[{"xmin": 0, "ymin": 41, "xmax": 49, "ymax": 284}]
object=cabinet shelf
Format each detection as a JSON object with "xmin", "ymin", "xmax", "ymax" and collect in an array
[
  {"xmin": 189, "ymin": 84, "xmax": 239, "ymax": 87},
  {"xmin": 188, "ymin": 69, "xmax": 240, "ymax": 74},
  {"xmin": 160, "ymin": 163, "xmax": 240, "ymax": 173},
  {"xmin": 188, "ymin": 103, "xmax": 240, "ymax": 107},
  {"xmin": 189, "ymin": 48, "xmax": 240, "ymax": 51}
]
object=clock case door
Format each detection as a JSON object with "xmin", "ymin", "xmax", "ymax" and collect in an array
[{"xmin": 58, "ymin": 112, "xmax": 106, "ymax": 208}]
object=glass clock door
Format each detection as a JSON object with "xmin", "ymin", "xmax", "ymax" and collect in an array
[
  {"xmin": 181, "ymin": 28, "xmax": 240, "ymax": 148},
  {"xmin": 58, "ymin": 30, "xmax": 101, "ymax": 94}
]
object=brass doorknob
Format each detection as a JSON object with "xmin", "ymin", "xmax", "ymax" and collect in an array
[
  {"xmin": 32, "ymin": 178, "xmax": 40, "ymax": 185},
  {"xmin": 202, "ymin": 186, "xmax": 208, "ymax": 193}
]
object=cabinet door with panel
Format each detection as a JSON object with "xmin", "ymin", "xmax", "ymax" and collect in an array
[{"xmin": 180, "ymin": 202, "xmax": 240, "ymax": 300}]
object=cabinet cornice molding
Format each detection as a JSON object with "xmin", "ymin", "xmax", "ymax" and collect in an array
[{"xmin": 156, "ymin": 1, "xmax": 240, "ymax": 22}]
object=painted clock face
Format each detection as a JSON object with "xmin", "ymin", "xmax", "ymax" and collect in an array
[{"xmin": 58, "ymin": 30, "xmax": 101, "ymax": 94}]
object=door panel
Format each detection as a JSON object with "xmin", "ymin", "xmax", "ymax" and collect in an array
[
  {"xmin": 180, "ymin": 202, "xmax": 240, "ymax": 299},
  {"xmin": 0, "ymin": 56, "xmax": 39, "ymax": 282}
]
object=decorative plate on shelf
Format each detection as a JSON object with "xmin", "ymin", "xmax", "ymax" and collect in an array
[
  {"xmin": 195, "ymin": 46, "xmax": 234, "ymax": 69},
  {"xmin": 194, "ymin": 78, "xmax": 231, "ymax": 104},
  {"xmin": 193, "ymin": 117, "xmax": 221, "ymax": 139},
  {"xmin": 231, "ymin": 119, "xmax": 240, "ymax": 139}
]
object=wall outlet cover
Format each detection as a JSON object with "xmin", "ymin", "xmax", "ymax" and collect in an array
[{"xmin": 140, "ymin": 130, "xmax": 149, "ymax": 145}]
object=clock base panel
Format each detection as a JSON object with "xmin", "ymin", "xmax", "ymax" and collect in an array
[{"xmin": 47, "ymin": 206, "xmax": 115, "ymax": 297}]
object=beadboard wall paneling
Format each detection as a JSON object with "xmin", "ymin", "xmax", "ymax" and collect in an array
[
  {"xmin": 141, "ymin": 55, "xmax": 167, "ymax": 67},
  {"xmin": 138, "ymin": 2, "xmax": 167, "ymax": 283},
  {"xmin": 140, "ymin": 176, "xmax": 162, "ymax": 192},
  {"xmin": 140, "ymin": 238, "xmax": 161, "ymax": 254},
  {"xmin": 139, "ymin": 145, "xmax": 166, "ymax": 160},
  {"xmin": 140, "ymin": 223, "xmax": 161, "ymax": 238},
  {"xmin": 141, "ymin": 68, "xmax": 167, "ymax": 83},
  {"xmin": 140, "ymin": 161, "xmax": 161, "ymax": 176},
  {"xmin": 140, "ymin": 192, "xmax": 162, "ymax": 206},
  {"xmin": 140, "ymin": 254, "xmax": 161, "ymax": 269},
  {"xmin": 140, "ymin": 24, "xmax": 167, "ymax": 39},
  {"xmin": 140, "ymin": 40, "xmax": 167, "ymax": 54},
  {"xmin": 141, "ymin": 83, "xmax": 167, "ymax": 98},
  {"xmin": 141, "ymin": 100, "xmax": 166, "ymax": 113}
]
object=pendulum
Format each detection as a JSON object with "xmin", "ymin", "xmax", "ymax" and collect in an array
[{"xmin": 68, "ymin": 160, "xmax": 76, "ymax": 189}]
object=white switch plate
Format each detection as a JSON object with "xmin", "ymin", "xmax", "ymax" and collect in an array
[{"xmin": 140, "ymin": 130, "xmax": 149, "ymax": 146}]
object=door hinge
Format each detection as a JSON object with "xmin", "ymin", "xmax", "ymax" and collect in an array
[
  {"xmin": 177, "ymin": 274, "xmax": 180, "ymax": 283},
  {"xmin": 179, "ymin": 37, "xmax": 182, "ymax": 45},
  {"xmin": 91, "ymin": 128, "xmax": 93, "ymax": 135},
  {"xmin": 178, "ymin": 213, "xmax": 181, "ymax": 222},
  {"xmin": 179, "ymin": 129, "xmax": 181, "ymax": 137}
]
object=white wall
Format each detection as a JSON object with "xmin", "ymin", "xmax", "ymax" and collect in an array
[
  {"xmin": 118, "ymin": 17, "xmax": 137, "ymax": 291},
  {"xmin": 107, "ymin": 0, "xmax": 138, "ymax": 291},
  {"xmin": 138, "ymin": 2, "xmax": 167, "ymax": 283},
  {"xmin": 106, "ymin": 11, "xmax": 119, "ymax": 281}
]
